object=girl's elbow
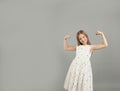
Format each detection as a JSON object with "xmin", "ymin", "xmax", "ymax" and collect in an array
[
  {"xmin": 105, "ymin": 43, "xmax": 108, "ymax": 47},
  {"xmin": 64, "ymin": 48, "xmax": 67, "ymax": 50},
  {"xmin": 64, "ymin": 47, "xmax": 68, "ymax": 50}
]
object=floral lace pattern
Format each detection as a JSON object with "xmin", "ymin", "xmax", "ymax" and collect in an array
[{"xmin": 64, "ymin": 45, "xmax": 93, "ymax": 91}]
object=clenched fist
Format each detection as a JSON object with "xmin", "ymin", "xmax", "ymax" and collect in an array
[
  {"xmin": 64, "ymin": 34, "xmax": 71, "ymax": 40},
  {"xmin": 96, "ymin": 31, "xmax": 103, "ymax": 35}
]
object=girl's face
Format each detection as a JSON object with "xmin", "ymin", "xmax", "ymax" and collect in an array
[{"xmin": 79, "ymin": 34, "xmax": 88, "ymax": 45}]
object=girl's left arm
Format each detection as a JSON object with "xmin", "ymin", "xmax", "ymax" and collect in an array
[{"xmin": 91, "ymin": 31, "xmax": 108, "ymax": 51}]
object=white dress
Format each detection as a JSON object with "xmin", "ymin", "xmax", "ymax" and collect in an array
[{"xmin": 64, "ymin": 45, "xmax": 93, "ymax": 91}]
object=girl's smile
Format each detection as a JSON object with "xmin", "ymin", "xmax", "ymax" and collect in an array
[{"xmin": 79, "ymin": 34, "xmax": 88, "ymax": 45}]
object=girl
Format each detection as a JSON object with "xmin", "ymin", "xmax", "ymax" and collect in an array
[{"xmin": 63, "ymin": 30, "xmax": 108, "ymax": 91}]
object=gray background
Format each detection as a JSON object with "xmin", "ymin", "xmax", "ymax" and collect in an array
[{"xmin": 0, "ymin": 0, "xmax": 120, "ymax": 91}]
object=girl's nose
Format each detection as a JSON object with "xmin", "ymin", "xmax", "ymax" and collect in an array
[{"xmin": 82, "ymin": 39, "xmax": 84, "ymax": 41}]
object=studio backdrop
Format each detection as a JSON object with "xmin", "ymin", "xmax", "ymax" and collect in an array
[{"xmin": 0, "ymin": 0, "xmax": 120, "ymax": 91}]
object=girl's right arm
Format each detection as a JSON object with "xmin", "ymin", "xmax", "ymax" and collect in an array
[{"xmin": 64, "ymin": 34, "xmax": 76, "ymax": 51}]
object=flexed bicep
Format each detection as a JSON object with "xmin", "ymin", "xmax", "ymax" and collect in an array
[
  {"xmin": 91, "ymin": 44, "xmax": 107, "ymax": 51},
  {"xmin": 91, "ymin": 31, "xmax": 108, "ymax": 51}
]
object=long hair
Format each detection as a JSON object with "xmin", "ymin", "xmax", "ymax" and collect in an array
[{"xmin": 76, "ymin": 30, "xmax": 91, "ymax": 46}]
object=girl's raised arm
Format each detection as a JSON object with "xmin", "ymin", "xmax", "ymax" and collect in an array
[
  {"xmin": 91, "ymin": 31, "xmax": 108, "ymax": 52},
  {"xmin": 64, "ymin": 34, "xmax": 76, "ymax": 51}
]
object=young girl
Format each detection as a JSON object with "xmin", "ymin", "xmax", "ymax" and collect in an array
[{"xmin": 63, "ymin": 30, "xmax": 108, "ymax": 91}]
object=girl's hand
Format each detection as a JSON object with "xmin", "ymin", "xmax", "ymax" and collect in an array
[
  {"xmin": 96, "ymin": 31, "xmax": 103, "ymax": 35},
  {"xmin": 64, "ymin": 34, "xmax": 71, "ymax": 40}
]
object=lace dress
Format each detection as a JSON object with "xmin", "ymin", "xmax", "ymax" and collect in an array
[{"xmin": 64, "ymin": 45, "xmax": 93, "ymax": 91}]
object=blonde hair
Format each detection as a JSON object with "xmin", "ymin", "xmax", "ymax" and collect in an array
[{"xmin": 76, "ymin": 30, "xmax": 91, "ymax": 46}]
